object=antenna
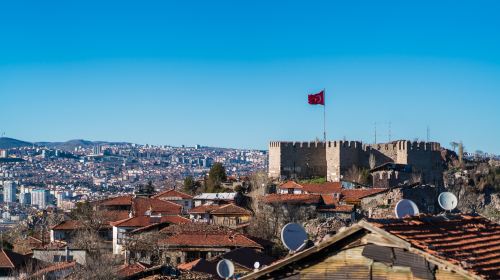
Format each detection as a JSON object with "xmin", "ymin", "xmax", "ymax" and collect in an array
[
  {"xmin": 374, "ymin": 122, "xmax": 377, "ymax": 144},
  {"xmin": 438, "ymin": 192, "xmax": 458, "ymax": 211},
  {"xmin": 388, "ymin": 122, "xmax": 391, "ymax": 142},
  {"xmin": 426, "ymin": 125, "xmax": 430, "ymax": 142},
  {"xmin": 394, "ymin": 199, "xmax": 419, "ymax": 218},
  {"xmin": 216, "ymin": 259, "xmax": 235, "ymax": 279},
  {"xmin": 281, "ymin": 223, "xmax": 308, "ymax": 252}
]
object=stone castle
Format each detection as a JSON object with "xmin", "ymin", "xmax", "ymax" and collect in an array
[{"xmin": 268, "ymin": 140, "xmax": 445, "ymax": 186}]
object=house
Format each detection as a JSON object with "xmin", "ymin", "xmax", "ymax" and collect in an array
[
  {"xmin": 116, "ymin": 262, "xmax": 152, "ymax": 278},
  {"xmin": 277, "ymin": 181, "xmax": 342, "ymax": 195},
  {"xmin": 193, "ymin": 192, "xmax": 238, "ymax": 207},
  {"xmin": 152, "ymin": 188, "xmax": 194, "ymax": 214},
  {"xmin": 188, "ymin": 204, "xmax": 223, "ymax": 223},
  {"xmin": 111, "ymin": 214, "xmax": 190, "ymax": 255},
  {"xmin": 210, "ymin": 204, "xmax": 252, "ymax": 229},
  {"xmin": 241, "ymin": 213, "xmax": 500, "ymax": 280},
  {"xmin": 156, "ymin": 223, "xmax": 264, "ymax": 265},
  {"xmin": 32, "ymin": 246, "xmax": 88, "ymax": 265},
  {"xmin": 0, "ymin": 249, "xmax": 43, "ymax": 279},
  {"xmin": 188, "ymin": 204, "xmax": 252, "ymax": 228},
  {"xmin": 370, "ymin": 162, "xmax": 413, "ymax": 188},
  {"xmin": 360, "ymin": 184, "xmax": 441, "ymax": 218},
  {"xmin": 263, "ymin": 183, "xmax": 388, "ymax": 220},
  {"xmin": 177, "ymin": 247, "xmax": 275, "ymax": 279},
  {"xmin": 27, "ymin": 261, "xmax": 78, "ymax": 280},
  {"xmin": 50, "ymin": 220, "xmax": 83, "ymax": 243}
]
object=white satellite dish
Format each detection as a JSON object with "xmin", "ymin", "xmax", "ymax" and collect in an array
[
  {"xmin": 395, "ymin": 199, "xmax": 420, "ymax": 218},
  {"xmin": 216, "ymin": 259, "xmax": 235, "ymax": 279},
  {"xmin": 254, "ymin": 261, "xmax": 260, "ymax": 269},
  {"xmin": 438, "ymin": 192, "xmax": 458, "ymax": 211},
  {"xmin": 281, "ymin": 223, "xmax": 308, "ymax": 252}
]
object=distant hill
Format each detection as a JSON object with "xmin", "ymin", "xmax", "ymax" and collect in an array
[
  {"xmin": 0, "ymin": 137, "xmax": 33, "ymax": 149},
  {"xmin": 37, "ymin": 139, "xmax": 131, "ymax": 151}
]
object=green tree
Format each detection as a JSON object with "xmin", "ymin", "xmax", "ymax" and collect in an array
[
  {"xmin": 183, "ymin": 176, "xmax": 196, "ymax": 194},
  {"xmin": 207, "ymin": 163, "xmax": 227, "ymax": 191}
]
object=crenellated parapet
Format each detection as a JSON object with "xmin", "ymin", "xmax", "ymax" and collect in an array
[{"xmin": 269, "ymin": 141, "xmax": 326, "ymax": 148}]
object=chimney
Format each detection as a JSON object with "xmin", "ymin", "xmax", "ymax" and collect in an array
[{"xmin": 65, "ymin": 246, "xmax": 70, "ymax": 262}]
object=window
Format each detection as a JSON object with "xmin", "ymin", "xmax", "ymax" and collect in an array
[{"xmin": 184, "ymin": 201, "xmax": 189, "ymax": 206}]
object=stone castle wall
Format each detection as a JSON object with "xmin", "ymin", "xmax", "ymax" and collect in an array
[
  {"xmin": 268, "ymin": 141, "xmax": 327, "ymax": 180},
  {"xmin": 270, "ymin": 140, "xmax": 444, "ymax": 186}
]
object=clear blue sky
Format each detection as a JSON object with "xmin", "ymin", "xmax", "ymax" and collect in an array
[{"xmin": 1, "ymin": 1, "xmax": 499, "ymax": 153}]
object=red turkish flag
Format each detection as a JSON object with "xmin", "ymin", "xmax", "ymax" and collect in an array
[{"xmin": 308, "ymin": 90, "xmax": 325, "ymax": 105}]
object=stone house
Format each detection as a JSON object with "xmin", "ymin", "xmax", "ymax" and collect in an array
[
  {"xmin": 111, "ymin": 214, "xmax": 190, "ymax": 255},
  {"xmin": 360, "ymin": 184, "xmax": 441, "ymax": 218}
]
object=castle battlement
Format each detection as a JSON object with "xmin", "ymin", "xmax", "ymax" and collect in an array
[
  {"xmin": 327, "ymin": 140, "xmax": 363, "ymax": 149},
  {"xmin": 269, "ymin": 141, "xmax": 326, "ymax": 148},
  {"xmin": 396, "ymin": 140, "xmax": 441, "ymax": 151}
]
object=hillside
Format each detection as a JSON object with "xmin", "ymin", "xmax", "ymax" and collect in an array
[{"xmin": 0, "ymin": 137, "xmax": 32, "ymax": 149}]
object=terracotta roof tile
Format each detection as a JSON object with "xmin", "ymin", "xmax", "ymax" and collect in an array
[
  {"xmin": 132, "ymin": 197, "xmax": 182, "ymax": 216},
  {"xmin": 51, "ymin": 220, "xmax": 83, "ymax": 231},
  {"xmin": 372, "ymin": 214, "xmax": 500, "ymax": 280},
  {"xmin": 262, "ymin": 194, "xmax": 322, "ymax": 204},
  {"xmin": 153, "ymin": 189, "xmax": 193, "ymax": 200},
  {"xmin": 117, "ymin": 262, "xmax": 151, "ymax": 277},
  {"xmin": 188, "ymin": 205, "xmax": 221, "ymax": 214},
  {"xmin": 0, "ymin": 249, "xmax": 32, "ymax": 269},
  {"xmin": 158, "ymin": 233, "xmax": 262, "ymax": 249},
  {"xmin": 341, "ymin": 188, "xmax": 387, "ymax": 202},
  {"xmin": 210, "ymin": 204, "xmax": 252, "ymax": 216},
  {"xmin": 111, "ymin": 215, "xmax": 190, "ymax": 228},
  {"xmin": 98, "ymin": 195, "xmax": 133, "ymax": 206},
  {"xmin": 158, "ymin": 223, "xmax": 262, "ymax": 249}
]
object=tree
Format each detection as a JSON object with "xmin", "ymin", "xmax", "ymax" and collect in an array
[
  {"xmin": 207, "ymin": 163, "xmax": 227, "ymax": 191},
  {"xmin": 450, "ymin": 142, "xmax": 459, "ymax": 152},
  {"xmin": 183, "ymin": 176, "xmax": 196, "ymax": 194},
  {"xmin": 369, "ymin": 153, "xmax": 377, "ymax": 169}
]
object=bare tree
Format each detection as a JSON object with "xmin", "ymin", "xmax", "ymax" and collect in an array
[{"xmin": 369, "ymin": 153, "xmax": 377, "ymax": 169}]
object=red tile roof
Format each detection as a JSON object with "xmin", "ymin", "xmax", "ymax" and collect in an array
[
  {"xmin": 159, "ymin": 233, "xmax": 262, "ymax": 249},
  {"xmin": 177, "ymin": 258, "xmax": 203, "ymax": 270},
  {"xmin": 98, "ymin": 195, "xmax": 133, "ymax": 206},
  {"xmin": 210, "ymin": 204, "xmax": 252, "ymax": 216},
  {"xmin": 371, "ymin": 214, "xmax": 500, "ymax": 280},
  {"xmin": 153, "ymin": 189, "xmax": 193, "ymax": 200},
  {"xmin": 132, "ymin": 197, "xmax": 182, "ymax": 216},
  {"xmin": 111, "ymin": 215, "xmax": 190, "ymax": 228},
  {"xmin": 158, "ymin": 223, "xmax": 262, "ymax": 249},
  {"xmin": 188, "ymin": 205, "xmax": 221, "ymax": 214},
  {"xmin": 117, "ymin": 262, "xmax": 151, "ymax": 277},
  {"xmin": 29, "ymin": 261, "xmax": 77, "ymax": 278},
  {"xmin": 262, "ymin": 194, "xmax": 322, "ymax": 204},
  {"xmin": 278, "ymin": 181, "xmax": 305, "ymax": 190},
  {"xmin": 51, "ymin": 220, "xmax": 83, "ymax": 231},
  {"xmin": 340, "ymin": 188, "xmax": 387, "ymax": 202},
  {"xmin": 0, "ymin": 249, "xmax": 32, "ymax": 269}
]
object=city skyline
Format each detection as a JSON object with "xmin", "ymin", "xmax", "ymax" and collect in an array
[{"xmin": 1, "ymin": 1, "xmax": 499, "ymax": 153}]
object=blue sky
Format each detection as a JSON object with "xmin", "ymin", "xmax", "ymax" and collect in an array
[{"xmin": 1, "ymin": 1, "xmax": 499, "ymax": 153}]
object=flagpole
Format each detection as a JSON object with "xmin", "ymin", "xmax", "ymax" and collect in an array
[{"xmin": 323, "ymin": 88, "xmax": 326, "ymax": 143}]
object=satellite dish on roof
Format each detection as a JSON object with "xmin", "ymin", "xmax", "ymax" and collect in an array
[
  {"xmin": 254, "ymin": 261, "xmax": 260, "ymax": 269},
  {"xmin": 281, "ymin": 223, "xmax": 308, "ymax": 252},
  {"xmin": 216, "ymin": 259, "xmax": 235, "ymax": 279},
  {"xmin": 438, "ymin": 192, "xmax": 458, "ymax": 211},
  {"xmin": 395, "ymin": 199, "xmax": 419, "ymax": 218}
]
